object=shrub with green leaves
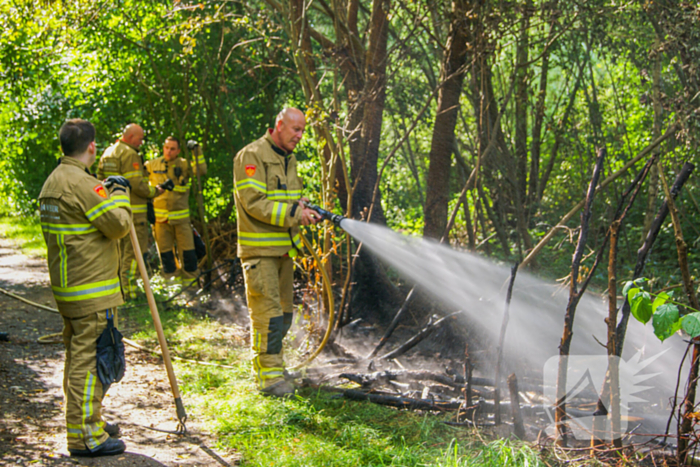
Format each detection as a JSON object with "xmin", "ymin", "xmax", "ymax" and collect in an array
[{"xmin": 624, "ymin": 279, "xmax": 700, "ymax": 342}]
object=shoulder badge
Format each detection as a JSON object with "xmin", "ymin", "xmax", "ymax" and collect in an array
[
  {"xmin": 94, "ymin": 184, "xmax": 108, "ymax": 198},
  {"xmin": 132, "ymin": 162, "xmax": 140, "ymax": 170},
  {"xmin": 245, "ymin": 164, "xmax": 256, "ymax": 177}
]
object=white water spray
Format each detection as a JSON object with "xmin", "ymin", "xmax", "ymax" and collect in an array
[{"xmin": 340, "ymin": 218, "xmax": 687, "ymax": 439}]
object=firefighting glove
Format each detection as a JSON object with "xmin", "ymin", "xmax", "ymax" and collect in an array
[
  {"xmin": 186, "ymin": 140, "xmax": 198, "ymax": 150},
  {"xmin": 159, "ymin": 178, "xmax": 175, "ymax": 191},
  {"xmin": 103, "ymin": 176, "xmax": 131, "ymax": 193}
]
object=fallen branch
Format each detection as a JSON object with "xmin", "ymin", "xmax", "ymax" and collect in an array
[
  {"xmin": 343, "ymin": 389, "xmax": 461, "ymax": 411},
  {"xmin": 340, "ymin": 369, "xmax": 467, "ymax": 389},
  {"xmin": 379, "ymin": 311, "xmax": 464, "ymax": 361}
]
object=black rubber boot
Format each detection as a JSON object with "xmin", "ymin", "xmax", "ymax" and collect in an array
[{"xmin": 69, "ymin": 438, "xmax": 126, "ymax": 457}]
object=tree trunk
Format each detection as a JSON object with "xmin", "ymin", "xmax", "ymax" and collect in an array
[
  {"xmin": 658, "ymin": 163, "xmax": 700, "ymax": 464},
  {"xmin": 514, "ymin": 0, "xmax": 531, "ymax": 215},
  {"xmin": 423, "ymin": 0, "xmax": 469, "ymax": 239},
  {"xmin": 555, "ymin": 148, "xmax": 606, "ymax": 446},
  {"xmin": 351, "ymin": 0, "xmax": 390, "ymax": 223},
  {"xmin": 642, "ymin": 47, "xmax": 662, "ymax": 241},
  {"xmin": 529, "ymin": 0, "xmax": 558, "ymax": 205}
]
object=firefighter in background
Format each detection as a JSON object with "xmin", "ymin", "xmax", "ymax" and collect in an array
[
  {"xmin": 40, "ymin": 119, "xmax": 131, "ymax": 457},
  {"xmin": 233, "ymin": 108, "xmax": 320, "ymax": 397},
  {"xmin": 97, "ymin": 124, "xmax": 164, "ymax": 300},
  {"xmin": 145, "ymin": 136, "xmax": 207, "ymax": 287}
]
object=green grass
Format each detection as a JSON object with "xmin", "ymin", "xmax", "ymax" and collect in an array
[
  {"xmin": 0, "ymin": 215, "xmax": 46, "ymax": 259},
  {"xmin": 119, "ymin": 293, "xmax": 560, "ymax": 467}
]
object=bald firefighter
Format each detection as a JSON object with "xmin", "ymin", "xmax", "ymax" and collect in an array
[
  {"xmin": 145, "ymin": 136, "xmax": 207, "ymax": 287},
  {"xmin": 234, "ymin": 108, "xmax": 320, "ymax": 397},
  {"xmin": 40, "ymin": 119, "xmax": 131, "ymax": 457},
  {"xmin": 97, "ymin": 124, "xmax": 164, "ymax": 300}
]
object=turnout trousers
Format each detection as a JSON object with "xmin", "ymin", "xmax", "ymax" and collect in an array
[
  {"xmin": 62, "ymin": 310, "xmax": 110, "ymax": 451},
  {"xmin": 154, "ymin": 218, "xmax": 198, "ymax": 286},
  {"xmin": 242, "ymin": 256, "xmax": 293, "ymax": 389},
  {"xmin": 119, "ymin": 215, "xmax": 148, "ymax": 301}
]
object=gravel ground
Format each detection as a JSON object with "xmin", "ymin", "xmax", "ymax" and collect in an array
[{"xmin": 0, "ymin": 238, "xmax": 237, "ymax": 466}]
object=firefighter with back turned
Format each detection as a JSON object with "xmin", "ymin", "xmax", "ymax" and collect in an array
[
  {"xmin": 97, "ymin": 123, "xmax": 164, "ymax": 301},
  {"xmin": 39, "ymin": 119, "xmax": 131, "ymax": 457}
]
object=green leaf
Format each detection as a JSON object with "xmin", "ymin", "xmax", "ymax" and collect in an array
[
  {"xmin": 622, "ymin": 281, "xmax": 635, "ymax": 297},
  {"xmin": 626, "ymin": 287, "xmax": 640, "ymax": 303},
  {"xmin": 652, "ymin": 292, "xmax": 671, "ymax": 312},
  {"xmin": 630, "ymin": 291, "xmax": 652, "ymax": 324},
  {"xmin": 682, "ymin": 313, "xmax": 700, "ymax": 338},
  {"xmin": 652, "ymin": 304, "xmax": 680, "ymax": 341}
]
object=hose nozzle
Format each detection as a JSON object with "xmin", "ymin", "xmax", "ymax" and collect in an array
[{"xmin": 302, "ymin": 201, "xmax": 346, "ymax": 226}]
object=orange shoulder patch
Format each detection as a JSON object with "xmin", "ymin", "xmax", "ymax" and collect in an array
[
  {"xmin": 245, "ymin": 164, "xmax": 256, "ymax": 177},
  {"xmin": 132, "ymin": 162, "xmax": 140, "ymax": 170},
  {"xmin": 94, "ymin": 185, "xmax": 108, "ymax": 198}
]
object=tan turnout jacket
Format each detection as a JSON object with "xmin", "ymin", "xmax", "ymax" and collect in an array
[
  {"xmin": 234, "ymin": 132, "xmax": 303, "ymax": 258},
  {"xmin": 97, "ymin": 140, "xmax": 156, "ymax": 218},
  {"xmin": 145, "ymin": 149, "xmax": 207, "ymax": 224},
  {"xmin": 39, "ymin": 156, "xmax": 132, "ymax": 318}
]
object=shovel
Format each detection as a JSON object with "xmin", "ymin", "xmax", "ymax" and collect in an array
[{"xmin": 129, "ymin": 224, "xmax": 188, "ymax": 433}]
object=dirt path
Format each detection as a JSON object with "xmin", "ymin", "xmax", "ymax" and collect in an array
[{"xmin": 0, "ymin": 238, "xmax": 236, "ymax": 466}]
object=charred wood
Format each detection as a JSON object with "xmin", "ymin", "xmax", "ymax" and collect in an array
[
  {"xmin": 508, "ymin": 373, "xmax": 526, "ymax": 439},
  {"xmin": 343, "ymin": 389, "xmax": 461, "ymax": 411},
  {"xmin": 495, "ymin": 262, "xmax": 519, "ymax": 425},
  {"xmin": 379, "ymin": 311, "xmax": 464, "ymax": 361}
]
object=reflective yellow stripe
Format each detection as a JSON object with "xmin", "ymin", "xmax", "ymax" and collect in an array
[
  {"xmin": 291, "ymin": 234, "xmax": 301, "ymax": 249},
  {"xmin": 132, "ymin": 204, "xmax": 147, "ymax": 214},
  {"xmin": 154, "ymin": 207, "xmax": 168, "ymax": 219},
  {"xmin": 270, "ymin": 202, "xmax": 286, "ymax": 227},
  {"xmin": 127, "ymin": 259, "xmax": 138, "ymax": 298},
  {"xmin": 235, "ymin": 178, "xmax": 266, "ymax": 193},
  {"xmin": 52, "ymin": 278, "xmax": 120, "ymax": 302},
  {"xmin": 111, "ymin": 194, "xmax": 130, "ymax": 208},
  {"xmin": 123, "ymin": 170, "xmax": 141, "ymax": 178},
  {"xmin": 58, "ymin": 234, "xmax": 67, "ymax": 288},
  {"xmin": 196, "ymin": 155, "xmax": 205, "ymax": 164},
  {"xmin": 169, "ymin": 209, "xmax": 190, "ymax": 220},
  {"xmin": 267, "ymin": 190, "xmax": 290, "ymax": 200},
  {"xmin": 148, "ymin": 185, "xmax": 156, "ymax": 197},
  {"xmin": 102, "ymin": 171, "xmax": 119, "ymax": 177},
  {"xmin": 83, "ymin": 371, "xmax": 98, "ymax": 449},
  {"xmin": 41, "ymin": 222, "xmax": 98, "ymax": 235},
  {"xmin": 85, "ymin": 198, "xmax": 119, "ymax": 221},
  {"xmin": 173, "ymin": 185, "xmax": 189, "ymax": 193},
  {"xmin": 238, "ymin": 231, "xmax": 292, "ymax": 246}
]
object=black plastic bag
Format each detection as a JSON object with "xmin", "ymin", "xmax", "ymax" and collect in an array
[
  {"xmin": 96, "ymin": 311, "xmax": 125, "ymax": 392},
  {"xmin": 192, "ymin": 226, "xmax": 207, "ymax": 260}
]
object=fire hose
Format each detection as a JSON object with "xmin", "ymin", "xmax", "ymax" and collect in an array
[{"xmin": 290, "ymin": 202, "xmax": 346, "ymax": 369}]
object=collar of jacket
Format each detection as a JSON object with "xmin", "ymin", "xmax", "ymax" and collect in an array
[
  {"xmin": 264, "ymin": 131, "xmax": 290, "ymax": 157},
  {"xmin": 58, "ymin": 156, "xmax": 93, "ymax": 176},
  {"xmin": 118, "ymin": 139, "xmax": 139, "ymax": 152}
]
